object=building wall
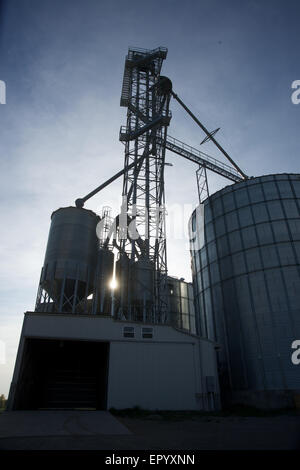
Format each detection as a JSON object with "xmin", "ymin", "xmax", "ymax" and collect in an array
[
  {"xmin": 108, "ymin": 342, "xmax": 198, "ymax": 410},
  {"xmin": 108, "ymin": 339, "xmax": 219, "ymax": 410},
  {"xmin": 8, "ymin": 312, "xmax": 220, "ymax": 411},
  {"xmin": 189, "ymin": 174, "xmax": 300, "ymax": 406}
]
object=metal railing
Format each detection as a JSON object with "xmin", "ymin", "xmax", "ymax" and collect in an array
[{"xmin": 164, "ymin": 135, "xmax": 243, "ymax": 182}]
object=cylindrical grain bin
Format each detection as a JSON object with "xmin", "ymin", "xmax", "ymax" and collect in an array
[
  {"xmin": 92, "ymin": 247, "xmax": 114, "ymax": 314},
  {"xmin": 36, "ymin": 206, "xmax": 99, "ymax": 313},
  {"xmin": 189, "ymin": 174, "xmax": 300, "ymax": 408}
]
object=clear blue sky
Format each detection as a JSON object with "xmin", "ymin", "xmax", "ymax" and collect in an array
[{"xmin": 0, "ymin": 0, "xmax": 299, "ymax": 395}]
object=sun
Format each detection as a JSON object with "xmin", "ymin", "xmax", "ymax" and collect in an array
[{"xmin": 109, "ymin": 278, "xmax": 118, "ymax": 290}]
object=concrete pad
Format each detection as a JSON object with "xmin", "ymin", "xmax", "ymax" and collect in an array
[
  {"xmin": 1, "ymin": 413, "xmax": 299, "ymax": 450},
  {"xmin": 0, "ymin": 411, "xmax": 131, "ymax": 438}
]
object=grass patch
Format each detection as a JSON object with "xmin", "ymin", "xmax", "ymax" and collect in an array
[
  {"xmin": 217, "ymin": 404, "xmax": 296, "ymax": 417},
  {"xmin": 110, "ymin": 406, "xmax": 154, "ymax": 419},
  {"xmin": 0, "ymin": 398, "xmax": 7, "ymax": 414},
  {"xmin": 109, "ymin": 404, "xmax": 297, "ymax": 420}
]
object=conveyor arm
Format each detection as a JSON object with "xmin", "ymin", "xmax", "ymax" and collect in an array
[
  {"xmin": 171, "ymin": 90, "xmax": 248, "ymax": 180},
  {"xmin": 75, "ymin": 155, "xmax": 145, "ymax": 208}
]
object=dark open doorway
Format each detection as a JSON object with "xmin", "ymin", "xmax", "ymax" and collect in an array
[{"xmin": 13, "ymin": 338, "xmax": 109, "ymax": 410}]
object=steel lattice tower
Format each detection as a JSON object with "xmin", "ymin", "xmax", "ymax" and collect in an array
[{"xmin": 118, "ymin": 47, "xmax": 171, "ymax": 322}]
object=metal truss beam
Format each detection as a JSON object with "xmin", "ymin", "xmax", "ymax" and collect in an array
[{"xmin": 163, "ymin": 135, "xmax": 244, "ymax": 183}]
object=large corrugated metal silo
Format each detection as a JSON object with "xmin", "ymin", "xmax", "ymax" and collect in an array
[{"xmin": 189, "ymin": 174, "xmax": 300, "ymax": 408}]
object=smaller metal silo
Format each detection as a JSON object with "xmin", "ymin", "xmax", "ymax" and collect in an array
[
  {"xmin": 131, "ymin": 259, "xmax": 155, "ymax": 322},
  {"xmin": 114, "ymin": 256, "xmax": 155, "ymax": 322},
  {"xmin": 167, "ymin": 277, "xmax": 181, "ymax": 327},
  {"xmin": 92, "ymin": 248, "xmax": 114, "ymax": 315},
  {"xmin": 167, "ymin": 277, "xmax": 197, "ymax": 334},
  {"xmin": 115, "ymin": 253, "xmax": 130, "ymax": 318},
  {"xmin": 35, "ymin": 206, "xmax": 99, "ymax": 314}
]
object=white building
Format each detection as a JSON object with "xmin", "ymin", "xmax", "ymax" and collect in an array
[{"xmin": 8, "ymin": 312, "xmax": 220, "ymax": 411}]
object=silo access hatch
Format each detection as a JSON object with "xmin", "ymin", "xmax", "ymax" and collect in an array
[{"xmin": 13, "ymin": 338, "xmax": 109, "ymax": 410}]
